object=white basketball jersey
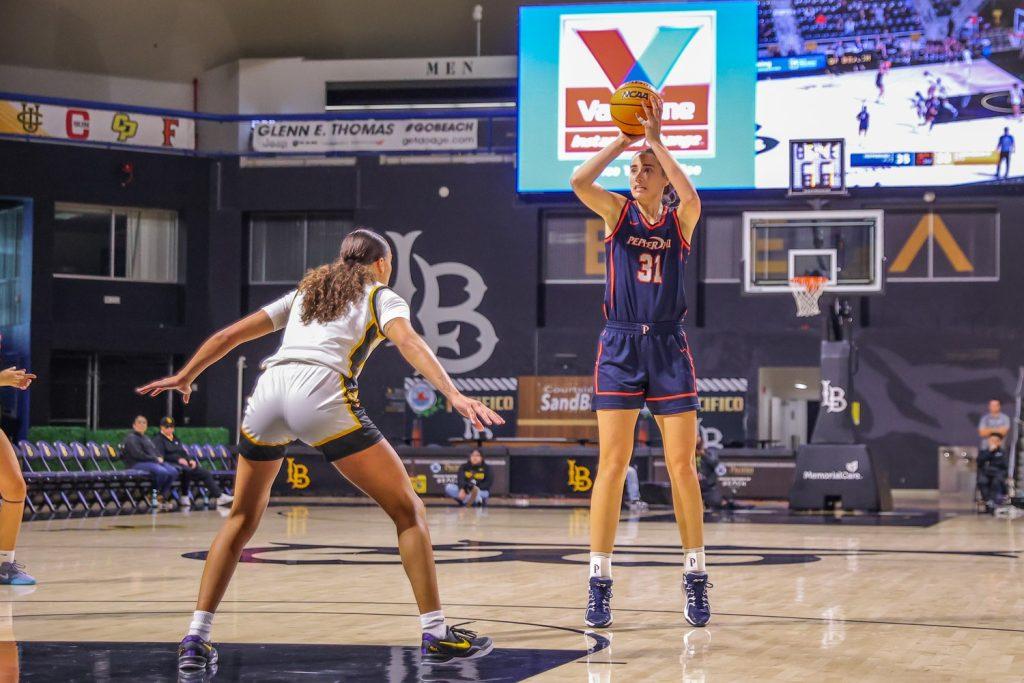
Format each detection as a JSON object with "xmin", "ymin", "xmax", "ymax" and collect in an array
[{"xmin": 259, "ymin": 283, "xmax": 410, "ymax": 378}]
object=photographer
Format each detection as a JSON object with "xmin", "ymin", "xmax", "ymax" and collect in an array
[
  {"xmin": 444, "ymin": 449, "xmax": 491, "ymax": 506},
  {"xmin": 977, "ymin": 433, "xmax": 1009, "ymax": 513}
]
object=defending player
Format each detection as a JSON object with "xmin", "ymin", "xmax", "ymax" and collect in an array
[
  {"xmin": 137, "ymin": 229, "xmax": 501, "ymax": 672},
  {"xmin": 570, "ymin": 96, "xmax": 710, "ymax": 628},
  {"xmin": 0, "ymin": 366, "xmax": 37, "ymax": 586}
]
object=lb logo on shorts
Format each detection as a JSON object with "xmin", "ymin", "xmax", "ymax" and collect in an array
[
  {"xmin": 286, "ymin": 457, "xmax": 311, "ymax": 489},
  {"xmin": 567, "ymin": 459, "xmax": 593, "ymax": 493}
]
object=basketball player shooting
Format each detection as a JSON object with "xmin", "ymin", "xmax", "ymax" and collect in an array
[{"xmin": 570, "ymin": 94, "xmax": 710, "ymax": 629}]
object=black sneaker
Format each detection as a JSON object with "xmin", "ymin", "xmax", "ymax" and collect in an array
[
  {"xmin": 421, "ymin": 626, "xmax": 494, "ymax": 663},
  {"xmin": 178, "ymin": 635, "xmax": 218, "ymax": 673}
]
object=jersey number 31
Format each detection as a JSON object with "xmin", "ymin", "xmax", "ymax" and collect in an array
[{"xmin": 637, "ymin": 253, "xmax": 663, "ymax": 284}]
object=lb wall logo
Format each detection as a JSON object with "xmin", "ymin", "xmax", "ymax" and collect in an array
[{"xmin": 557, "ymin": 9, "xmax": 716, "ymax": 158}]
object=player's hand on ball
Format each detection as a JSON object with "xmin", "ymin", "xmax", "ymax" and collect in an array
[
  {"xmin": 136, "ymin": 373, "xmax": 194, "ymax": 404},
  {"xmin": 638, "ymin": 95, "xmax": 663, "ymax": 145},
  {"xmin": 0, "ymin": 367, "xmax": 36, "ymax": 390},
  {"xmin": 451, "ymin": 393, "xmax": 505, "ymax": 431},
  {"xmin": 617, "ymin": 132, "xmax": 643, "ymax": 147}
]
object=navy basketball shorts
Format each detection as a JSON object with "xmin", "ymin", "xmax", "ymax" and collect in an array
[{"xmin": 593, "ymin": 320, "xmax": 700, "ymax": 415}]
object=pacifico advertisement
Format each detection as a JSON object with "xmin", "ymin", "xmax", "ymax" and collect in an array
[{"xmin": 518, "ymin": 2, "xmax": 757, "ymax": 192}]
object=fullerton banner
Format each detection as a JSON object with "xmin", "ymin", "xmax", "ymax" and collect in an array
[
  {"xmin": 0, "ymin": 99, "xmax": 195, "ymax": 150},
  {"xmin": 252, "ymin": 119, "xmax": 479, "ymax": 153}
]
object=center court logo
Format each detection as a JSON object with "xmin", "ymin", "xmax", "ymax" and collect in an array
[{"xmin": 558, "ymin": 10, "xmax": 716, "ymax": 158}]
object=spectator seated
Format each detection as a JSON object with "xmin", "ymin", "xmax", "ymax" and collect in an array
[{"xmin": 793, "ymin": 0, "xmax": 923, "ymax": 41}]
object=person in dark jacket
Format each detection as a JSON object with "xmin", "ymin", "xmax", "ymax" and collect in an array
[
  {"xmin": 696, "ymin": 436, "xmax": 731, "ymax": 510},
  {"xmin": 153, "ymin": 417, "xmax": 233, "ymax": 508},
  {"xmin": 122, "ymin": 415, "xmax": 178, "ymax": 510},
  {"xmin": 444, "ymin": 449, "xmax": 490, "ymax": 506},
  {"xmin": 977, "ymin": 433, "xmax": 1009, "ymax": 512}
]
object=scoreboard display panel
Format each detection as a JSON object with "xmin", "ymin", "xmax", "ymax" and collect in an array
[{"xmin": 789, "ymin": 139, "xmax": 845, "ymax": 195}]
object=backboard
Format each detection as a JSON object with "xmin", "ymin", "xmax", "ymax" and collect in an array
[{"xmin": 742, "ymin": 210, "xmax": 884, "ymax": 294}]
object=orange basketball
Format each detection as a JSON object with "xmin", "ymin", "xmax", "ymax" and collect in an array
[{"xmin": 609, "ymin": 81, "xmax": 657, "ymax": 136}]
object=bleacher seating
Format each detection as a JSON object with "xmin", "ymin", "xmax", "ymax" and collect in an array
[
  {"xmin": 759, "ymin": 1, "xmax": 779, "ymax": 44},
  {"xmin": 792, "ymin": 0, "xmax": 923, "ymax": 41},
  {"xmin": 15, "ymin": 439, "xmax": 236, "ymax": 516}
]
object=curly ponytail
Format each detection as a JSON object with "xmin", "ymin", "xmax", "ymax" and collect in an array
[{"xmin": 298, "ymin": 228, "xmax": 391, "ymax": 325}]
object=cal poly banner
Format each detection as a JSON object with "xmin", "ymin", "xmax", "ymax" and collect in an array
[
  {"xmin": 252, "ymin": 119, "xmax": 478, "ymax": 153},
  {"xmin": 0, "ymin": 99, "xmax": 195, "ymax": 150}
]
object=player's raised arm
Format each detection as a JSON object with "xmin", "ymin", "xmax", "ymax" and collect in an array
[
  {"xmin": 569, "ymin": 133, "xmax": 638, "ymax": 227},
  {"xmin": 638, "ymin": 96, "xmax": 701, "ymax": 240}
]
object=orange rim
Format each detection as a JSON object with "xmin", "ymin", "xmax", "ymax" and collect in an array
[{"xmin": 790, "ymin": 275, "xmax": 829, "ymax": 294}]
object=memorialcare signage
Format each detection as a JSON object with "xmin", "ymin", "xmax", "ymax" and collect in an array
[
  {"xmin": 0, "ymin": 99, "xmax": 195, "ymax": 150},
  {"xmin": 517, "ymin": 2, "xmax": 757, "ymax": 192},
  {"xmin": 251, "ymin": 119, "xmax": 479, "ymax": 153}
]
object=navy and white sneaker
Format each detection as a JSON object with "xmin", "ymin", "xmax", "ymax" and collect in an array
[
  {"xmin": 0, "ymin": 561, "xmax": 35, "ymax": 585},
  {"xmin": 683, "ymin": 572, "xmax": 712, "ymax": 627},
  {"xmin": 585, "ymin": 577, "xmax": 614, "ymax": 627},
  {"xmin": 421, "ymin": 626, "xmax": 493, "ymax": 663},
  {"xmin": 178, "ymin": 635, "xmax": 218, "ymax": 673}
]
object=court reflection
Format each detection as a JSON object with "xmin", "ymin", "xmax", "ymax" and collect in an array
[
  {"xmin": 13, "ymin": 641, "xmax": 584, "ymax": 681},
  {"xmin": 680, "ymin": 629, "xmax": 712, "ymax": 683}
]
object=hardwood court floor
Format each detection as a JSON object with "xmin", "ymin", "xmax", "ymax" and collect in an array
[{"xmin": 2, "ymin": 496, "xmax": 1023, "ymax": 681}]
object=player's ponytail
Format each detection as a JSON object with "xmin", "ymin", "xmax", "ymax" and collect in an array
[{"xmin": 298, "ymin": 228, "xmax": 391, "ymax": 325}]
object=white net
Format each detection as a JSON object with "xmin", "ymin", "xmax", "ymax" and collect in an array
[{"xmin": 789, "ymin": 276, "xmax": 828, "ymax": 317}]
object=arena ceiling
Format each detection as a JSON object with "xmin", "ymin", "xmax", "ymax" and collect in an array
[{"xmin": 0, "ymin": 0, "xmax": 597, "ymax": 82}]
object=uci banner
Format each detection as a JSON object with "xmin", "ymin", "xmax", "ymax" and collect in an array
[
  {"xmin": 0, "ymin": 99, "xmax": 195, "ymax": 150},
  {"xmin": 251, "ymin": 119, "xmax": 479, "ymax": 153}
]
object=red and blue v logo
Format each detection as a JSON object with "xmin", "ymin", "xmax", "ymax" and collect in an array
[{"xmin": 576, "ymin": 27, "xmax": 700, "ymax": 89}]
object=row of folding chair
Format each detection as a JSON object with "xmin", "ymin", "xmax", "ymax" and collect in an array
[{"xmin": 16, "ymin": 440, "xmax": 236, "ymax": 515}]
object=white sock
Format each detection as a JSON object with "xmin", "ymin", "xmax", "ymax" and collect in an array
[
  {"xmin": 0, "ymin": 550, "xmax": 14, "ymax": 564},
  {"xmin": 420, "ymin": 609, "xmax": 446, "ymax": 639},
  {"xmin": 590, "ymin": 552, "xmax": 612, "ymax": 579},
  {"xmin": 684, "ymin": 548, "xmax": 706, "ymax": 574},
  {"xmin": 188, "ymin": 610, "xmax": 215, "ymax": 641}
]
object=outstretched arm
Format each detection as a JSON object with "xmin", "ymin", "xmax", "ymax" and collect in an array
[
  {"xmin": 383, "ymin": 318, "xmax": 504, "ymax": 431},
  {"xmin": 136, "ymin": 311, "xmax": 276, "ymax": 404},
  {"xmin": 638, "ymin": 96, "xmax": 701, "ymax": 240},
  {"xmin": 569, "ymin": 133, "xmax": 638, "ymax": 228}
]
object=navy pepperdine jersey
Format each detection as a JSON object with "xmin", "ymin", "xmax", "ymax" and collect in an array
[{"xmin": 603, "ymin": 199, "xmax": 690, "ymax": 323}]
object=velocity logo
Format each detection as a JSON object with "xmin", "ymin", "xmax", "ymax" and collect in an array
[
  {"xmin": 558, "ymin": 10, "xmax": 716, "ymax": 159},
  {"xmin": 576, "ymin": 27, "xmax": 699, "ymax": 89}
]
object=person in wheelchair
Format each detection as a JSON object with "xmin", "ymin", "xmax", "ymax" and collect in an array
[{"xmin": 977, "ymin": 433, "xmax": 1009, "ymax": 513}]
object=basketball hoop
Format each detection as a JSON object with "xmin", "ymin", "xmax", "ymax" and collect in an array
[{"xmin": 789, "ymin": 275, "xmax": 829, "ymax": 317}]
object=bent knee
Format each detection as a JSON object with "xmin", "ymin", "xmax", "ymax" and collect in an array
[{"xmin": 388, "ymin": 494, "xmax": 427, "ymax": 529}]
